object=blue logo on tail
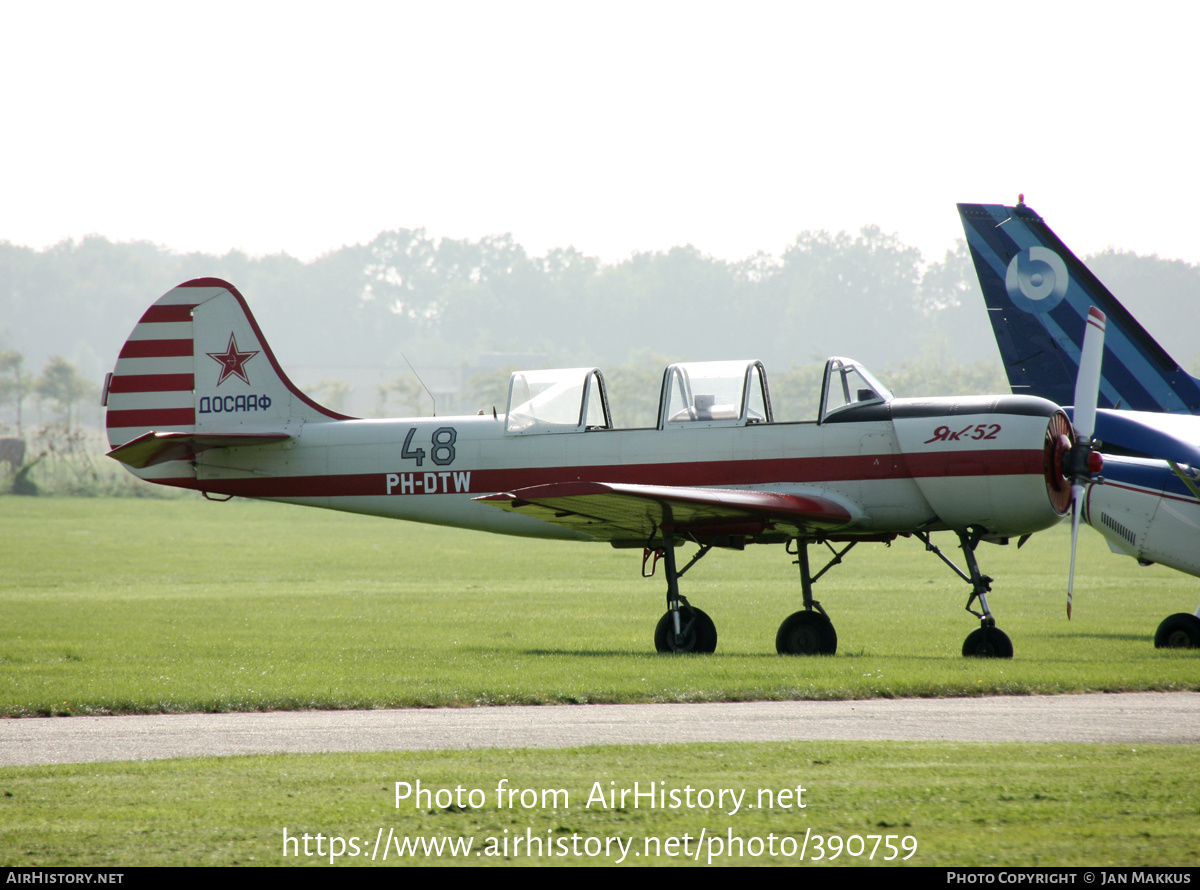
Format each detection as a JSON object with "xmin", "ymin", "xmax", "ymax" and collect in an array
[{"xmin": 1005, "ymin": 247, "xmax": 1068, "ymax": 312}]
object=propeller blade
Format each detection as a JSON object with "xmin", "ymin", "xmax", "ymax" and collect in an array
[
  {"xmin": 1072, "ymin": 307, "xmax": 1106, "ymax": 441},
  {"xmin": 1065, "ymin": 306, "xmax": 1106, "ymax": 618},
  {"xmin": 1067, "ymin": 484, "xmax": 1083, "ymax": 620}
]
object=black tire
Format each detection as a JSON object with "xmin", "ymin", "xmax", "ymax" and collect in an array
[
  {"xmin": 1154, "ymin": 613, "xmax": 1200, "ymax": 649},
  {"xmin": 775, "ymin": 610, "xmax": 837, "ymax": 655},
  {"xmin": 654, "ymin": 607, "xmax": 718, "ymax": 653},
  {"xmin": 962, "ymin": 626, "xmax": 1014, "ymax": 658}
]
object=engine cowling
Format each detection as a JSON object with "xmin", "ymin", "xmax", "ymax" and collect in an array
[{"xmin": 890, "ymin": 395, "xmax": 1074, "ymax": 537}]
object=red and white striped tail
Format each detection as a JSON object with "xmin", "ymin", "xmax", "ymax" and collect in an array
[{"xmin": 105, "ymin": 278, "xmax": 349, "ymax": 481}]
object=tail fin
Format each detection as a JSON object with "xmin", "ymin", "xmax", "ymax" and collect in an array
[
  {"xmin": 105, "ymin": 278, "xmax": 350, "ymax": 481},
  {"xmin": 958, "ymin": 202, "xmax": 1200, "ymax": 414}
]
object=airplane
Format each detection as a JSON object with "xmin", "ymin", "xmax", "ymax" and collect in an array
[
  {"xmin": 102, "ymin": 277, "xmax": 1105, "ymax": 659},
  {"xmin": 959, "ymin": 199, "xmax": 1200, "ymax": 648}
]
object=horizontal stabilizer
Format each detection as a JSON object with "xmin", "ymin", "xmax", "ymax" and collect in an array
[
  {"xmin": 107, "ymin": 430, "xmax": 291, "ymax": 469},
  {"xmin": 476, "ymin": 481, "xmax": 855, "ymax": 542}
]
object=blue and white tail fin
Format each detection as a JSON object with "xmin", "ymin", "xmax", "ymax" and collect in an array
[
  {"xmin": 105, "ymin": 278, "xmax": 350, "ymax": 480},
  {"xmin": 958, "ymin": 201, "xmax": 1200, "ymax": 415}
]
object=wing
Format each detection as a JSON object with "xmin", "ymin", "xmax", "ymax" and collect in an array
[{"xmin": 475, "ymin": 481, "xmax": 855, "ymax": 545}]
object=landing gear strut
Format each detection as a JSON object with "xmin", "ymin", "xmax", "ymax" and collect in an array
[
  {"xmin": 916, "ymin": 529, "xmax": 1013, "ymax": 659},
  {"xmin": 775, "ymin": 538, "xmax": 846, "ymax": 655},
  {"xmin": 645, "ymin": 528, "xmax": 1015, "ymax": 657},
  {"xmin": 654, "ymin": 604, "xmax": 717, "ymax": 653},
  {"xmin": 650, "ymin": 529, "xmax": 719, "ymax": 653}
]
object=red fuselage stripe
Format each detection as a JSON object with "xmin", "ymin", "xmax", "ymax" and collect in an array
[
  {"xmin": 901, "ymin": 451, "xmax": 1032, "ymax": 477},
  {"xmin": 1096, "ymin": 480, "xmax": 1200, "ymax": 507},
  {"xmin": 162, "ymin": 449, "xmax": 1044, "ymax": 498},
  {"xmin": 118, "ymin": 339, "xmax": 194, "ymax": 359},
  {"xmin": 108, "ymin": 374, "xmax": 195, "ymax": 393}
]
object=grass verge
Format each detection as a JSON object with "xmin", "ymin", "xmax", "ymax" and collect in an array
[{"xmin": 2, "ymin": 741, "xmax": 1198, "ymax": 867}]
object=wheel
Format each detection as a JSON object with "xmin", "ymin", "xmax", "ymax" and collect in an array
[
  {"xmin": 775, "ymin": 610, "xmax": 837, "ymax": 655},
  {"xmin": 1154, "ymin": 613, "xmax": 1200, "ymax": 649},
  {"xmin": 962, "ymin": 626, "xmax": 1014, "ymax": 658},
  {"xmin": 654, "ymin": 607, "xmax": 717, "ymax": 653}
]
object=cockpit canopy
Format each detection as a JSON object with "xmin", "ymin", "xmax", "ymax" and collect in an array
[
  {"xmin": 818, "ymin": 357, "xmax": 893, "ymax": 423},
  {"xmin": 505, "ymin": 367, "xmax": 612, "ymax": 435},
  {"xmin": 658, "ymin": 360, "xmax": 772, "ymax": 429},
  {"xmin": 500, "ymin": 357, "xmax": 892, "ymax": 434}
]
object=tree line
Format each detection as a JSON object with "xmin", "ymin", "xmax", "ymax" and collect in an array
[
  {"xmin": 0, "ymin": 350, "xmax": 96, "ymax": 437},
  {"xmin": 2, "ymin": 225, "xmax": 1197, "ymax": 426}
]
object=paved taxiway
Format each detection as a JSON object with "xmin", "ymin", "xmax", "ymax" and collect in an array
[{"xmin": 2, "ymin": 693, "xmax": 1196, "ymax": 766}]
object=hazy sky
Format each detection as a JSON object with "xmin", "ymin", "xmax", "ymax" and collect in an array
[{"xmin": 3, "ymin": 1, "xmax": 1197, "ymax": 266}]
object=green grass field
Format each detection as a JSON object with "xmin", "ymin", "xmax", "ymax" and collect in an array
[
  {"xmin": 1, "ymin": 497, "xmax": 1196, "ymax": 715},
  {"xmin": 4, "ymin": 742, "xmax": 1198, "ymax": 867},
  {"xmin": 2, "ymin": 496, "xmax": 1198, "ymax": 867}
]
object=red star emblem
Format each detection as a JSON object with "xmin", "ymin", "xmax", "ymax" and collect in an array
[{"xmin": 207, "ymin": 333, "xmax": 259, "ymax": 386}]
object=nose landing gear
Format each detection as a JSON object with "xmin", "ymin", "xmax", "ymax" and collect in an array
[{"xmin": 917, "ymin": 529, "xmax": 1014, "ymax": 659}]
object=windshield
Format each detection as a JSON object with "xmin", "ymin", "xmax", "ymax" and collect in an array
[{"xmin": 818, "ymin": 357, "xmax": 893, "ymax": 422}]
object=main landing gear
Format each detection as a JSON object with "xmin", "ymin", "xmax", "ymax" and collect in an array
[
  {"xmin": 646, "ymin": 528, "xmax": 1013, "ymax": 658},
  {"xmin": 648, "ymin": 530, "xmax": 719, "ymax": 653},
  {"xmin": 774, "ymin": 538, "xmax": 847, "ymax": 655},
  {"xmin": 915, "ymin": 529, "xmax": 1013, "ymax": 659},
  {"xmin": 645, "ymin": 531, "xmax": 851, "ymax": 656}
]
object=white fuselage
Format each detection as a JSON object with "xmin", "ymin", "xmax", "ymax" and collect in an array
[{"xmin": 165, "ymin": 401, "xmax": 1065, "ymax": 544}]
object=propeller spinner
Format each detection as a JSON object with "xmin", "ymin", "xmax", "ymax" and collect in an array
[{"xmin": 1064, "ymin": 307, "xmax": 1107, "ymax": 618}]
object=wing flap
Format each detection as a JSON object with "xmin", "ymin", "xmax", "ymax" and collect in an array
[
  {"xmin": 107, "ymin": 430, "xmax": 291, "ymax": 469},
  {"xmin": 475, "ymin": 481, "xmax": 854, "ymax": 543}
]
